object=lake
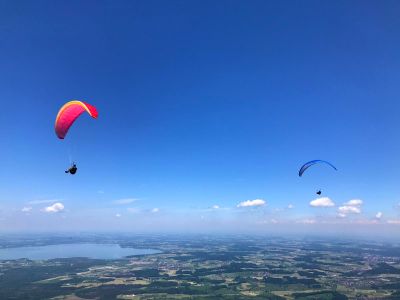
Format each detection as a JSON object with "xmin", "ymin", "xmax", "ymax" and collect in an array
[{"xmin": 0, "ymin": 243, "xmax": 160, "ymax": 260}]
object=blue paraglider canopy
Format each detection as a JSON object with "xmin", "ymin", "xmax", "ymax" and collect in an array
[{"xmin": 298, "ymin": 160, "xmax": 337, "ymax": 177}]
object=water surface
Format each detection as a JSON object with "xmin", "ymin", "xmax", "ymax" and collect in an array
[{"xmin": 0, "ymin": 243, "xmax": 160, "ymax": 260}]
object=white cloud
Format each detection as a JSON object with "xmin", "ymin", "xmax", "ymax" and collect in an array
[
  {"xmin": 387, "ymin": 219, "xmax": 400, "ymax": 224},
  {"xmin": 115, "ymin": 213, "xmax": 121, "ymax": 218},
  {"xmin": 287, "ymin": 204, "xmax": 294, "ymax": 209},
  {"xmin": 310, "ymin": 197, "xmax": 335, "ymax": 207},
  {"xmin": 344, "ymin": 199, "xmax": 363, "ymax": 206},
  {"xmin": 151, "ymin": 208, "xmax": 160, "ymax": 213},
  {"xmin": 338, "ymin": 205, "xmax": 361, "ymax": 214},
  {"xmin": 375, "ymin": 212, "xmax": 383, "ymax": 219},
  {"xmin": 113, "ymin": 198, "xmax": 139, "ymax": 205},
  {"xmin": 237, "ymin": 199, "xmax": 266, "ymax": 208},
  {"xmin": 337, "ymin": 199, "xmax": 363, "ymax": 217},
  {"xmin": 21, "ymin": 206, "xmax": 32, "ymax": 213},
  {"xmin": 43, "ymin": 202, "xmax": 64, "ymax": 213},
  {"xmin": 211, "ymin": 205, "xmax": 220, "ymax": 209}
]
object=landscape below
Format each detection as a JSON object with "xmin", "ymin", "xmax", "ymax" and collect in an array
[{"xmin": 0, "ymin": 234, "xmax": 399, "ymax": 299}]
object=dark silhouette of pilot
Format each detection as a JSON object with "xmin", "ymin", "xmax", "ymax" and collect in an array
[{"xmin": 65, "ymin": 163, "xmax": 77, "ymax": 175}]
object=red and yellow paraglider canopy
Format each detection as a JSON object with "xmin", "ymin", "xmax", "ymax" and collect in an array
[{"xmin": 55, "ymin": 100, "xmax": 98, "ymax": 139}]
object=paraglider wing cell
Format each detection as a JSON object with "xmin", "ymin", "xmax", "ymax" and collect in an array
[
  {"xmin": 55, "ymin": 100, "xmax": 98, "ymax": 139},
  {"xmin": 298, "ymin": 160, "xmax": 337, "ymax": 177}
]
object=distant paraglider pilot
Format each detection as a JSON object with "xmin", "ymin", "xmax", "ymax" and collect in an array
[
  {"xmin": 316, "ymin": 190, "xmax": 322, "ymax": 196},
  {"xmin": 65, "ymin": 163, "xmax": 77, "ymax": 175}
]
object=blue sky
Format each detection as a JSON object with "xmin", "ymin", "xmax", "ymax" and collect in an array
[{"xmin": 1, "ymin": 0, "xmax": 400, "ymax": 235}]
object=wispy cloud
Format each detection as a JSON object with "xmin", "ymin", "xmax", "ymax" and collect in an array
[
  {"xmin": 310, "ymin": 197, "xmax": 335, "ymax": 207},
  {"xmin": 29, "ymin": 199, "xmax": 60, "ymax": 205},
  {"xmin": 113, "ymin": 198, "xmax": 139, "ymax": 205},
  {"xmin": 43, "ymin": 202, "xmax": 65, "ymax": 213},
  {"xmin": 273, "ymin": 204, "xmax": 294, "ymax": 212},
  {"xmin": 115, "ymin": 213, "xmax": 122, "ymax": 218},
  {"xmin": 375, "ymin": 212, "xmax": 383, "ymax": 219},
  {"xmin": 198, "ymin": 205, "xmax": 230, "ymax": 212},
  {"xmin": 258, "ymin": 218, "xmax": 279, "ymax": 224},
  {"xmin": 21, "ymin": 206, "xmax": 32, "ymax": 213},
  {"xmin": 237, "ymin": 199, "xmax": 266, "ymax": 208},
  {"xmin": 151, "ymin": 208, "xmax": 160, "ymax": 213},
  {"xmin": 338, "ymin": 205, "xmax": 361, "ymax": 214}
]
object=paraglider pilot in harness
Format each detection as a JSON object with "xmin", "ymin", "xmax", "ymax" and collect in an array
[
  {"xmin": 65, "ymin": 163, "xmax": 77, "ymax": 175},
  {"xmin": 55, "ymin": 100, "xmax": 98, "ymax": 175}
]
